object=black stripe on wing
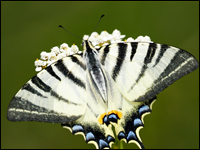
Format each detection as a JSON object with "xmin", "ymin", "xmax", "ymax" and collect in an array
[
  {"xmin": 153, "ymin": 44, "xmax": 169, "ymax": 67},
  {"xmin": 45, "ymin": 66, "xmax": 61, "ymax": 81},
  {"xmin": 31, "ymin": 75, "xmax": 51, "ymax": 92},
  {"xmin": 112, "ymin": 43, "xmax": 127, "ymax": 81},
  {"xmin": 55, "ymin": 59, "xmax": 86, "ymax": 89},
  {"xmin": 100, "ymin": 45, "xmax": 110, "ymax": 65},
  {"xmin": 7, "ymin": 97, "xmax": 81, "ymax": 123},
  {"xmin": 130, "ymin": 42, "xmax": 138, "ymax": 61},
  {"xmin": 144, "ymin": 43, "xmax": 157, "ymax": 64},
  {"xmin": 22, "ymin": 82, "xmax": 47, "ymax": 98},
  {"xmin": 70, "ymin": 55, "xmax": 86, "ymax": 70},
  {"xmin": 135, "ymin": 43, "xmax": 157, "ymax": 83},
  {"xmin": 135, "ymin": 48, "xmax": 199, "ymax": 102},
  {"xmin": 31, "ymin": 75, "xmax": 73, "ymax": 103},
  {"xmin": 154, "ymin": 49, "xmax": 199, "ymax": 88}
]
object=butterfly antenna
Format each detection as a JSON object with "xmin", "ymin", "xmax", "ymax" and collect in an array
[
  {"xmin": 59, "ymin": 14, "xmax": 104, "ymax": 40},
  {"xmin": 92, "ymin": 14, "xmax": 105, "ymax": 33},
  {"xmin": 58, "ymin": 25, "xmax": 82, "ymax": 39}
]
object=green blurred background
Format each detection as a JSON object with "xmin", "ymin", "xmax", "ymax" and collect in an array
[{"xmin": 1, "ymin": 1, "xmax": 199, "ymax": 149}]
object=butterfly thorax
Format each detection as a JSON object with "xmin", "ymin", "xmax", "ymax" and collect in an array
[{"xmin": 83, "ymin": 40, "xmax": 108, "ymax": 103}]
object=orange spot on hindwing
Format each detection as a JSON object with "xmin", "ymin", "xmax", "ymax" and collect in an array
[
  {"xmin": 98, "ymin": 113, "xmax": 107, "ymax": 124},
  {"xmin": 98, "ymin": 110, "xmax": 123, "ymax": 124}
]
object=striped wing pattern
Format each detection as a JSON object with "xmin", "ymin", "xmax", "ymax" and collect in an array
[
  {"xmin": 7, "ymin": 54, "xmax": 87, "ymax": 123},
  {"xmin": 98, "ymin": 42, "xmax": 198, "ymax": 102},
  {"xmin": 7, "ymin": 41, "xmax": 199, "ymax": 149}
]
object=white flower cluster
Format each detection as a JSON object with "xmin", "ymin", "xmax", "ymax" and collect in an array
[
  {"xmin": 34, "ymin": 43, "xmax": 81, "ymax": 72},
  {"xmin": 84, "ymin": 29, "xmax": 153, "ymax": 48},
  {"xmin": 83, "ymin": 29, "xmax": 125, "ymax": 48},
  {"xmin": 125, "ymin": 35, "xmax": 153, "ymax": 43},
  {"xmin": 34, "ymin": 29, "xmax": 153, "ymax": 72}
]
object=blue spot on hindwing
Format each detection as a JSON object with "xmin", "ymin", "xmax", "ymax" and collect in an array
[
  {"xmin": 134, "ymin": 118, "xmax": 143, "ymax": 127},
  {"xmin": 118, "ymin": 131, "xmax": 126, "ymax": 140},
  {"xmin": 108, "ymin": 114, "xmax": 118, "ymax": 123},
  {"xmin": 107, "ymin": 135, "xmax": 115, "ymax": 143},
  {"xmin": 103, "ymin": 115, "xmax": 109, "ymax": 126},
  {"xmin": 127, "ymin": 131, "xmax": 137, "ymax": 141},
  {"xmin": 139, "ymin": 105, "xmax": 151, "ymax": 116},
  {"xmin": 72, "ymin": 125, "xmax": 84, "ymax": 134},
  {"xmin": 103, "ymin": 113, "xmax": 120, "ymax": 125},
  {"xmin": 99, "ymin": 139, "xmax": 109, "ymax": 149},
  {"xmin": 86, "ymin": 132, "xmax": 95, "ymax": 142}
]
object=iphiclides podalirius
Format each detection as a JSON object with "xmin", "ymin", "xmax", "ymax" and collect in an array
[{"xmin": 7, "ymin": 29, "xmax": 199, "ymax": 149}]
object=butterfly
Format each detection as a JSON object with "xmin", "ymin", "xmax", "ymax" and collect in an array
[{"xmin": 7, "ymin": 32, "xmax": 199, "ymax": 149}]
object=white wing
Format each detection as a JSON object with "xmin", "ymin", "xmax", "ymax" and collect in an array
[
  {"xmin": 98, "ymin": 42, "xmax": 199, "ymax": 102},
  {"xmin": 7, "ymin": 53, "xmax": 87, "ymax": 123}
]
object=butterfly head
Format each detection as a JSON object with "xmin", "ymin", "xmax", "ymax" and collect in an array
[{"xmin": 82, "ymin": 40, "xmax": 98, "ymax": 56}]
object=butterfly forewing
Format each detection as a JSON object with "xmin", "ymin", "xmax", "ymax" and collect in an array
[
  {"xmin": 7, "ymin": 53, "xmax": 87, "ymax": 123},
  {"xmin": 98, "ymin": 42, "xmax": 199, "ymax": 102}
]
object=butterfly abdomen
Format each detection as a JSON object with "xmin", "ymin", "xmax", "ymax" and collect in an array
[{"xmin": 84, "ymin": 40, "xmax": 108, "ymax": 103}]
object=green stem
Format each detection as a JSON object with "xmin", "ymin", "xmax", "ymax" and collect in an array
[{"xmin": 111, "ymin": 125, "xmax": 123, "ymax": 149}]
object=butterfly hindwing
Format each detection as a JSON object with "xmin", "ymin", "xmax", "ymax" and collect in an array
[{"xmin": 113, "ymin": 97, "xmax": 156, "ymax": 149}]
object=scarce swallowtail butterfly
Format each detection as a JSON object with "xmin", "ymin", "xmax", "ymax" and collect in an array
[{"xmin": 7, "ymin": 24, "xmax": 199, "ymax": 149}]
